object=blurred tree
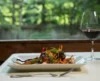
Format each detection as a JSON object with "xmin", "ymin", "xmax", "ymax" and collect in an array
[{"xmin": 0, "ymin": 0, "xmax": 99, "ymax": 28}]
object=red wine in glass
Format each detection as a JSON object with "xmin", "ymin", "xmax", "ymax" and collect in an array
[
  {"xmin": 82, "ymin": 29, "xmax": 100, "ymax": 39},
  {"xmin": 80, "ymin": 10, "xmax": 99, "ymax": 61},
  {"xmin": 82, "ymin": 29, "xmax": 100, "ymax": 61}
]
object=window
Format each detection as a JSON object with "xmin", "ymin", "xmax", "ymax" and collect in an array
[{"xmin": 0, "ymin": 0, "xmax": 100, "ymax": 40}]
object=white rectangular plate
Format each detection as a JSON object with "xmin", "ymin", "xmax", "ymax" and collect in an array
[{"xmin": 8, "ymin": 54, "xmax": 86, "ymax": 71}]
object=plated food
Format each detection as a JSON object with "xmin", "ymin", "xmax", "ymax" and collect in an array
[
  {"xmin": 16, "ymin": 45, "xmax": 75, "ymax": 65},
  {"xmin": 8, "ymin": 49, "xmax": 85, "ymax": 70}
]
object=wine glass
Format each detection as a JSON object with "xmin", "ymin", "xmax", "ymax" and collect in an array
[{"xmin": 80, "ymin": 10, "xmax": 100, "ymax": 61}]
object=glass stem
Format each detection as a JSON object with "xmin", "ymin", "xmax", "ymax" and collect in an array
[{"xmin": 91, "ymin": 40, "xmax": 94, "ymax": 60}]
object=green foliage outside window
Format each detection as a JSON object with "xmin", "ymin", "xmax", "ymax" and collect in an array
[{"xmin": 0, "ymin": 0, "xmax": 99, "ymax": 39}]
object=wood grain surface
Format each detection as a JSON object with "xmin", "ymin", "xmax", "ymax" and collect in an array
[{"xmin": 0, "ymin": 40, "xmax": 100, "ymax": 62}]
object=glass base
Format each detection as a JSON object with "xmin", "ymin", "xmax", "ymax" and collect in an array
[{"xmin": 86, "ymin": 57, "xmax": 95, "ymax": 62}]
